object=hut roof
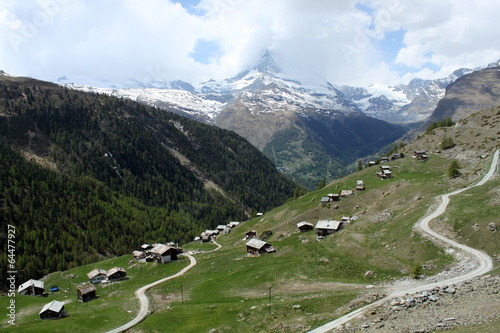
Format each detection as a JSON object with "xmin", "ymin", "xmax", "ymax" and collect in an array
[
  {"xmin": 315, "ymin": 220, "xmax": 342, "ymax": 230},
  {"xmin": 18, "ymin": 279, "xmax": 44, "ymax": 293},
  {"xmin": 39, "ymin": 300, "xmax": 64, "ymax": 314},
  {"xmin": 246, "ymin": 238, "xmax": 269, "ymax": 250}
]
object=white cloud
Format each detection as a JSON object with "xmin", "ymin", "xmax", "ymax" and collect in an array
[{"xmin": 0, "ymin": 0, "xmax": 499, "ymax": 86}]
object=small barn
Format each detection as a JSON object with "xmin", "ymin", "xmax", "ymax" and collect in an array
[
  {"xmin": 297, "ymin": 221, "xmax": 314, "ymax": 232},
  {"xmin": 413, "ymin": 150, "xmax": 428, "ymax": 161},
  {"xmin": 77, "ymin": 285, "xmax": 96, "ymax": 303},
  {"xmin": 246, "ymin": 238, "xmax": 276, "ymax": 255},
  {"xmin": 244, "ymin": 230, "xmax": 257, "ymax": 239},
  {"xmin": 107, "ymin": 267, "xmax": 127, "ymax": 280},
  {"xmin": 228, "ymin": 221, "xmax": 240, "ymax": 228},
  {"xmin": 18, "ymin": 279, "xmax": 44, "ymax": 296},
  {"xmin": 356, "ymin": 180, "xmax": 365, "ymax": 190},
  {"xmin": 87, "ymin": 269, "xmax": 108, "ymax": 284},
  {"xmin": 216, "ymin": 224, "xmax": 231, "ymax": 234},
  {"xmin": 315, "ymin": 220, "xmax": 342, "ymax": 237},
  {"xmin": 150, "ymin": 244, "xmax": 180, "ymax": 263},
  {"xmin": 380, "ymin": 157, "xmax": 390, "ymax": 163},
  {"xmin": 133, "ymin": 250, "xmax": 145, "ymax": 260},
  {"xmin": 341, "ymin": 216, "xmax": 351, "ymax": 225},
  {"xmin": 328, "ymin": 193, "xmax": 340, "ymax": 201},
  {"xmin": 39, "ymin": 300, "xmax": 66, "ymax": 320},
  {"xmin": 320, "ymin": 197, "xmax": 331, "ymax": 204},
  {"xmin": 340, "ymin": 190, "xmax": 353, "ymax": 197},
  {"xmin": 141, "ymin": 244, "xmax": 153, "ymax": 251}
]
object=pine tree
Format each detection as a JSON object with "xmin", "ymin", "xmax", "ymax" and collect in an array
[{"xmin": 448, "ymin": 160, "xmax": 461, "ymax": 178}]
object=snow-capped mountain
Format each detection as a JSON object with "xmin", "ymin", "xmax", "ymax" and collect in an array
[
  {"xmin": 65, "ymin": 51, "xmax": 361, "ymax": 125},
  {"xmin": 64, "ymin": 51, "xmax": 406, "ymax": 188},
  {"xmin": 338, "ymin": 66, "xmax": 481, "ymax": 123},
  {"xmin": 61, "ymin": 52, "xmax": 499, "ymax": 188}
]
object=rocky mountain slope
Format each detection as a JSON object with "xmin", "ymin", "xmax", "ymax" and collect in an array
[{"xmin": 427, "ymin": 65, "xmax": 500, "ymax": 124}]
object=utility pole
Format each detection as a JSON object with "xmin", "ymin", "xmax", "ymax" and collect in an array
[{"xmin": 268, "ymin": 286, "xmax": 272, "ymax": 315}]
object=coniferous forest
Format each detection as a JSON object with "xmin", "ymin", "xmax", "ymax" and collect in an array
[{"xmin": 0, "ymin": 75, "xmax": 302, "ymax": 290}]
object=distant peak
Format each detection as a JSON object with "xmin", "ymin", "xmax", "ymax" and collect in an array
[{"xmin": 253, "ymin": 50, "xmax": 283, "ymax": 75}]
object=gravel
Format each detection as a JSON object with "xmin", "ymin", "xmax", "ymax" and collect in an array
[{"xmin": 331, "ymin": 275, "xmax": 500, "ymax": 332}]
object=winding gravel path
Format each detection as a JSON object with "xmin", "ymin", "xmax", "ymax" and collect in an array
[
  {"xmin": 309, "ymin": 149, "xmax": 499, "ymax": 333},
  {"xmin": 106, "ymin": 254, "xmax": 197, "ymax": 333}
]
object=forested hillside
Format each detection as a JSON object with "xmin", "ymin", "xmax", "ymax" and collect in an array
[{"xmin": 0, "ymin": 75, "xmax": 301, "ymax": 290}]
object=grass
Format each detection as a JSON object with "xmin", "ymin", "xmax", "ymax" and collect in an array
[
  {"xmin": 430, "ymin": 174, "xmax": 500, "ymax": 263},
  {"xmin": 0, "ymin": 255, "xmax": 190, "ymax": 332},
  {"xmin": 130, "ymin": 153, "xmax": 471, "ymax": 332},
  {"xmin": 2, "ymin": 150, "xmax": 497, "ymax": 332}
]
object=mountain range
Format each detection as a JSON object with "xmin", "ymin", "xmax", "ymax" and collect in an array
[
  {"xmin": 61, "ymin": 52, "xmax": 409, "ymax": 188},
  {"xmin": 54, "ymin": 54, "xmax": 500, "ymax": 188}
]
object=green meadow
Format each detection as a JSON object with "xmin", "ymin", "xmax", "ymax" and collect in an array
[{"xmin": 2, "ymin": 152, "xmax": 498, "ymax": 332}]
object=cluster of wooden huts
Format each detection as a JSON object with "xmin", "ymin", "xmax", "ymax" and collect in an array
[
  {"xmin": 194, "ymin": 221, "xmax": 241, "ymax": 243},
  {"xmin": 243, "ymin": 229, "xmax": 276, "ymax": 255},
  {"xmin": 17, "ymin": 279, "xmax": 68, "ymax": 320},
  {"xmin": 132, "ymin": 243, "xmax": 182, "ymax": 263},
  {"xmin": 297, "ymin": 216, "xmax": 353, "ymax": 238},
  {"xmin": 87, "ymin": 266, "xmax": 127, "ymax": 284}
]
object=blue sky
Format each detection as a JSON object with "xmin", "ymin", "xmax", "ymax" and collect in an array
[{"xmin": 1, "ymin": 0, "xmax": 499, "ymax": 86}]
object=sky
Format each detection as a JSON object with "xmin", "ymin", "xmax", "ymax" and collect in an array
[{"xmin": 1, "ymin": 0, "xmax": 500, "ymax": 87}]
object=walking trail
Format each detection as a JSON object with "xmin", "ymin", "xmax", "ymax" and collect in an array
[
  {"xmin": 309, "ymin": 149, "xmax": 499, "ymax": 333},
  {"xmin": 105, "ymin": 254, "xmax": 196, "ymax": 333},
  {"xmin": 106, "ymin": 239, "xmax": 222, "ymax": 332}
]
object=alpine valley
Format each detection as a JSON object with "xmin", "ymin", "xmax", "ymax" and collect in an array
[{"xmin": 61, "ymin": 53, "xmax": 500, "ymax": 189}]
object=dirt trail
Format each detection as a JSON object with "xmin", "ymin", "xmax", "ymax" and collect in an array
[{"xmin": 309, "ymin": 149, "xmax": 499, "ymax": 333}]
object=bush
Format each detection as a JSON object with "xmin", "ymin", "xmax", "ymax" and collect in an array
[
  {"xmin": 411, "ymin": 263, "xmax": 422, "ymax": 279},
  {"xmin": 448, "ymin": 160, "xmax": 461, "ymax": 178}
]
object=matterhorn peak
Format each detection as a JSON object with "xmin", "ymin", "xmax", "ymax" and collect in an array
[{"xmin": 253, "ymin": 50, "xmax": 283, "ymax": 75}]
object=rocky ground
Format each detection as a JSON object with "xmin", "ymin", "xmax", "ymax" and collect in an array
[{"xmin": 332, "ymin": 274, "xmax": 500, "ymax": 332}]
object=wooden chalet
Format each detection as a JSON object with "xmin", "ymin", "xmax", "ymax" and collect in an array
[
  {"xmin": 320, "ymin": 196, "xmax": 331, "ymax": 204},
  {"xmin": 217, "ymin": 224, "xmax": 231, "ymax": 234},
  {"xmin": 199, "ymin": 229, "xmax": 218, "ymax": 242},
  {"xmin": 87, "ymin": 269, "xmax": 108, "ymax": 284},
  {"xmin": 297, "ymin": 221, "xmax": 314, "ymax": 232},
  {"xmin": 107, "ymin": 267, "xmax": 127, "ymax": 280},
  {"xmin": 77, "ymin": 285, "xmax": 96, "ymax": 303},
  {"xmin": 315, "ymin": 220, "xmax": 342, "ymax": 237},
  {"xmin": 328, "ymin": 193, "xmax": 340, "ymax": 201},
  {"xmin": 228, "ymin": 221, "xmax": 240, "ymax": 228},
  {"xmin": 380, "ymin": 157, "xmax": 390, "ymax": 163},
  {"xmin": 150, "ymin": 243, "xmax": 181, "ymax": 263},
  {"xmin": 340, "ymin": 190, "xmax": 353, "ymax": 197},
  {"xmin": 377, "ymin": 166, "xmax": 393, "ymax": 179},
  {"xmin": 18, "ymin": 279, "xmax": 44, "ymax": 296},
  {"xmin": 141, "ymin": 244, "xmax": 153, "ymax": 251},
  {"xmin": 413, "ymin": 150, "xmax": 428, "ymax": 161},
  {"xmin": 132, "ymin": 250, "xmax": 145, "ymax": 260},
  {"xmin": 39, "ymin": 300, "xmax": 66, "ymax": 320},
  {"xmin": 356, "ymin": 180, "xmax": 365, "ymax": 190},
  {"xmin": 244, "ymin": 230, "xmax": 257, "ymax": 239},
  {"xmin": 391, "ymin": 153, "xmax": 401, "ymax": 160},
  {"xmin": 246, "ymin": 238, "xmax": 276, "ymax": 255}
]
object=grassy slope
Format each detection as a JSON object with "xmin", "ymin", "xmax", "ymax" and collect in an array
[
  {"xmin": 0, "ymin": 256, "xmax": 190, "ymax": 332},
  {"xmin": 131, "ymin": 153, "xmax": 495, "ymax": 333},
  {"xmin": 2, "ymin": 107, "xmax": 499, "ymax": 332}
]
